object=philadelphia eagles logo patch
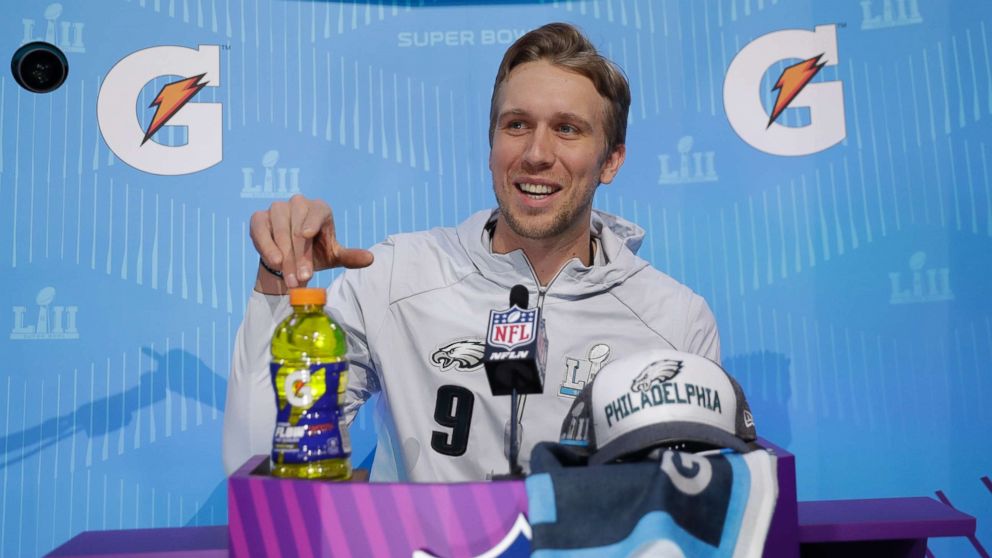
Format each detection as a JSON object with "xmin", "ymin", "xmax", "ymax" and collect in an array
[
  {"xmin": 631, "ymin": 359, "xmax": 683, "ymax": 392},
  {"xmin": 431, "ymin": 339, "xmax": 485, "ymax": 372}
]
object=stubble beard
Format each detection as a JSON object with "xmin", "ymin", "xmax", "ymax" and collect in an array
[{"xmin": 495, "ymin": 181, "xmax": 598, "ymax": 241}]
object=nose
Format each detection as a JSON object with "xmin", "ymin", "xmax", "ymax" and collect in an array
[{"xmin": 521, "ymin": 126, "xmax": 554, "ymax": 170}]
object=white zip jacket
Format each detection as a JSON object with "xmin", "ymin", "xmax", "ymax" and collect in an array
[{"xmin": 223, "ymin": 209, "xmax": 720, "ymax": 482}]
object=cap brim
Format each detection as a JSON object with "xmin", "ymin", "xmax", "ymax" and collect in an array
[{"xmin": 590, "ymin": 421, "xmax": 755, "ymax": 465}]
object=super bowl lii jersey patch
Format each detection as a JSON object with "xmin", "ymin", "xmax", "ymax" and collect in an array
[{"xmin": 558, "ymin": 343, "xmax": 612, "ymax": 398}]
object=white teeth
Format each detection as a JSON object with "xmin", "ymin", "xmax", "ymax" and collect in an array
[{"xmin": 517, "ymin": 183, "xmax": 554, "ymax": 195}]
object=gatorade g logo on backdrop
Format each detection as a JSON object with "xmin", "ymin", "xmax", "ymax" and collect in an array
[
  {"xmin": 723, "ymin": 25, "xmax": 845, "ymax": 156},
  {"xmin": 97, "ymin": 45, "xmax": 222, "ymax": 175}
]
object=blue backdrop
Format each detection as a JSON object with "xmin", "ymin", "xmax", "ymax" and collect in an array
[{"xmin": 1, "ymin": 1, "xmax": 990, "ymax": 556}]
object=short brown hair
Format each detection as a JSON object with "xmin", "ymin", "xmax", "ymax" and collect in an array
[{"xmin": 488, "ymin": 22, "xmax": 631, "ymax": 156}]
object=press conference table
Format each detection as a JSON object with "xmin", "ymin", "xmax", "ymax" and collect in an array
[
  {"xmin": 48, "ymin": 442, "xmax": 976, "ymax": 557},
  {"xmin": 46, "ymin": 499, "xmax": 974, "ymax": 558}
]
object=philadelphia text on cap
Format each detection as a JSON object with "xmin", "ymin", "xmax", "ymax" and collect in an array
[{"xmin": 605, "ymin": 381, "xmax": 723, "ymax": 428}]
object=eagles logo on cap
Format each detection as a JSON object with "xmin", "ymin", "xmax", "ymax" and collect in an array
[{"xmin": 631, "ymin": 359, "xmax": 683, "ymax": 392}]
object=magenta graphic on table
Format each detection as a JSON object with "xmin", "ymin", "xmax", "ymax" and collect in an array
[{"xmin": 228, "ymin": 456, "xmax": 529, "ymax": 557}]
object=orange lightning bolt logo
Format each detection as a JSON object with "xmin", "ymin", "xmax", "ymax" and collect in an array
[
  {"xmin": 767, "ymin": 54, "xmax": 826, "ymax": 128},
  {"xmin": 142, "ymin": 74, "xmax": 208, "ymax": 145}
]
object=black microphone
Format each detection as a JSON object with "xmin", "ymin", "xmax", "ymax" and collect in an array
[
  {"xmin": 509, "ymin": 284, "xmax": 528, "ymax": 311},
  {"xmin": 483, "ymin": 285, "xmax": 547, "ymax": 396},
  {"xmin": 485, "ymin": 284, "xmax": 547, "ymax": 479}
]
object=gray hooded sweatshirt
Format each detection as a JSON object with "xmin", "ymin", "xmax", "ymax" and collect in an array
[{"xmin": 223, "ymin": 209, "xmax": 719, "ymax": 482}]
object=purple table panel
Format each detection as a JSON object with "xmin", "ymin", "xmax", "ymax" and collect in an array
[
  {"xmin": 759, "ymin": 438, "xmax": 799, "ymax": 558},
  {"xmin": 46, "ymin": 525, "xmax": 228, "ymax": 557},
  {"xmin": 228, "ymin": 456, "xmax": 529, "ymax": 558},
  {"xmin": 797, "ymin": 497, "xmax": 976, "ymax": 542}
]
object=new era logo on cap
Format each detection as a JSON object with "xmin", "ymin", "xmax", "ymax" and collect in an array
[{"xmin": 559, "ymin": 349, "xmax": 758, "ymax": 465}]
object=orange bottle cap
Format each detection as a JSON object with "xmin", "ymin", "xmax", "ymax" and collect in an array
[{"xmin": 289, "ymin": 288, "xmax": 326, "ymax": 306}]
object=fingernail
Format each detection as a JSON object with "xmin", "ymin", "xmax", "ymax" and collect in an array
[
  {"xmin": 286, "ymin": 273, "xmax": 298, "ymax": 288},
  {"xmin": 298, "ymin": 266, "xmax": 311, "ymax": 281}
]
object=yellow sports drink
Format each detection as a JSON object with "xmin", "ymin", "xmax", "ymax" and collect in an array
[{"xmin": 270, "ymin": 288, "xmax": 352, "ymax": 480}]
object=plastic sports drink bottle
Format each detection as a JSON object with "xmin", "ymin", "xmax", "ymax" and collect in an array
[{"xmin": 270, "ymin": 288, "xmax": 352, "ymax": 480}]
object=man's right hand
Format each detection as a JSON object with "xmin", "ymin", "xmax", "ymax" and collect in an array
[{"xmin": 250, "ymin": 194, "xmax": 374, "ymax": 294}]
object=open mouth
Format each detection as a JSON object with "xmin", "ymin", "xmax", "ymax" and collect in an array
[{"xmin": 515, "ymin": 182, "xmax": 560, "ymax": 200}]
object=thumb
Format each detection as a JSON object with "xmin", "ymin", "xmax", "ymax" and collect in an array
[{"xmin": 334, "ymin": 246, "xmax": 375, "ymax": 269}]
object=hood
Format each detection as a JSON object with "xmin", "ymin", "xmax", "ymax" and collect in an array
[{"xmin": 456, "ymin": 209, "xmax": 650, "ymax": 298}]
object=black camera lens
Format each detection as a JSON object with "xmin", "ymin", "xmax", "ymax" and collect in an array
[{"xmin": 11, "ymin": 42, "xmax": 68, "ymax": 94}]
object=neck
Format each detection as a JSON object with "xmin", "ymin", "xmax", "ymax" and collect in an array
[{"xmin": 491, "ymin": 214, "xmax": 593, "ymax": 287}]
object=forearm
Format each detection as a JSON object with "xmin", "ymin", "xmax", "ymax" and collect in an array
[{"xmin": 222, "ymin": 291, "xmax": 292, "ymax": 474}]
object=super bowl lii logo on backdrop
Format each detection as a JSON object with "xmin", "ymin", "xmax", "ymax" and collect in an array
[
  {"xmin": 657, "ymin": 136, "xmax": 718, "ymax": 185},
  {"xmin": 241, "ymin": 150, "xmax": 301, "ymax": 199},
  {"xmin": 21, "ymin": 3, "xmax": 85, "ymax": 53},
  {"xmin": 10, "ymin": 287, "xmax": 79, "ymax": 340},
  {"xmin": 97, "ymin": 45, "xmax": 222, "ymax": 176},
  {"xmin": 888, "ymin": 252, "xmax": 953, "ymax": 305},
  {"xmin": 860, "ymin": 0, "xmax": 922, "ymax": 31}
]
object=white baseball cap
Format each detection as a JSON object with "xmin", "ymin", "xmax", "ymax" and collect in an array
[{"xmin": 559, "ymin": 349, "xmax": 758, "ymax": 464}]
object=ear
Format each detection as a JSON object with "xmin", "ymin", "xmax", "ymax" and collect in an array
[{"xmin": 598, "ymin": 144, "xmax": 626, "ymax": 184}]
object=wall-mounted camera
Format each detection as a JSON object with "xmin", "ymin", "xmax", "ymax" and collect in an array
[{"xmin": 11, "ymin": 42, "xmax": 68, "ymax": 93}]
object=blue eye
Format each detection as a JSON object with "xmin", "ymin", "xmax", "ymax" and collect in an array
[{"xmin": 558, "ymin": 124, "xmax": 577, "ymax": 134}]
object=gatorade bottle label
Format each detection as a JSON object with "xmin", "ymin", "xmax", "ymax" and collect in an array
[{"xmin": 271, "ymin": 361, "xmax": 350, "ymax": 464}]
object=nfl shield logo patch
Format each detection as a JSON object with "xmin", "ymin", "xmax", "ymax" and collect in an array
[{"xmin": 488, "ymin": 306, "xmax": 537, "ymax": 350}]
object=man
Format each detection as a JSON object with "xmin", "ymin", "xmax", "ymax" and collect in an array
[{"xmin": 223, "ymin": 22, "xmax": 719, "ymax": 482}]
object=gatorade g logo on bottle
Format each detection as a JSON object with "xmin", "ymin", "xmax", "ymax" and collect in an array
[
  {"xmin": 272, "ymin": 362, "xmax": 349, "ymax": 463},
  {"xmin": 285, "ymin": 368, "xmax": 317, "ymax": 407}
]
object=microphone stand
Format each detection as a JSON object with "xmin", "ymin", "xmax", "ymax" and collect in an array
[{"xmin": 509, "ymin": 387, "xmax": 523, "ymax": 476}]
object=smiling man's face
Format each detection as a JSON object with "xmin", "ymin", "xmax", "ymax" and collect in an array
[{"xmin": 489, "ymin": 60, "xmax": 624, "ymax": 242}]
